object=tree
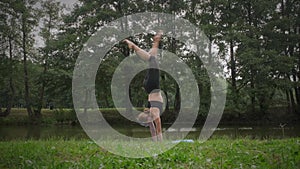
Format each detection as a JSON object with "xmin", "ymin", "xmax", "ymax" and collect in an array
[
  {"xmin": 0, "ymin": 0, "xmax": 21, "ymax": 117},
  {"xmin": 19, "ymin": 0, "xmax": 39, "ymax": 119},
  {"xmin": 35, "ymin": 0, "xmax": 64, "ymax": 114},
  {"xmin": 233, "ymin": 0, "xmax": 275, "ymax": 114},
  {"xmin": 276, "ymin": 0, "xmax": 300, "ymax": 114}
]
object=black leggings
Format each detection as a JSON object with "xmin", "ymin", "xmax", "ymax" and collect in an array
[
  {"xmin": 143, "ymin": 56, "xmax": 160, "ymax": 94},
  {"xmin": 143, "ymin": 56, "xmax": 163, "ymax": 114}
]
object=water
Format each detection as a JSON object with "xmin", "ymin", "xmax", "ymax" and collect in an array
[{"xmin": 0, "ymin": 124, "xmax": 300, "ymax": 141}]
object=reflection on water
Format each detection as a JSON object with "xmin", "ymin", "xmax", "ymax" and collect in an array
[{"xmin": 0, "ymin": 124, "xmax": 300, "ymax": 141}]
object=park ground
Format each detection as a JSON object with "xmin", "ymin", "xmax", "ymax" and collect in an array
[
  {"xmin": 1, "ymin": 109, "xmax": 300, "ymax": 168},
  {"xmin": 1, "ymin": 138, "xmax": 300, "ymax": 169}
]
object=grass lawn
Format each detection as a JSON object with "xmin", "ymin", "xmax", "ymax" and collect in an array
[{"xmin": 1, "ymin": 138, "xmax": 300, "ymax": 169}]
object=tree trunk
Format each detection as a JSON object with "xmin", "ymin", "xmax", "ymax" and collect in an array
[
  {"xmin": 174, "ymin": 86, "xmax": 181, "ymax": 113},
  {"xmin": 286, "ymin": 90, "xmax": 291, "ymax": 113},
  {"xmin": 6, "ymin": 34, "xmax": 15, "ymax": 116},
  {"xmin": 292, "ymin": 73, "xmax": 300, "ymax": 113},
  {"xmin": 0, "ymin": 31, "xmax": 15, "ymax": 117},
  {"xmin": 37, "ymin": 9, "xmax": 54, "ymax": 116},
  {"xmin": 296, "ymin": 25, "xmax": 300, "ymax": 115},
  {"xmin": 250, "ymin": 67, "xmax": 255, "ymax": 112},
  {"xmin": 36, "ymin": 63, "xmax": 46, "ymax": 117},
  {"xmin": 289, "ymin": 89, "xmax": 296, "ymax": 114},
  {"xmin": 230, "ymin": 40, "xmax": 236, "ymax": 92},
  {"xmin": 104, "ymin": 95, "xmax": 110, "ymax": 108},
  {"xmin": 258, "ymin": 94, "xmax": 267, "ymax": 115},
  {"xmin": 208, "ymin": 35, "xmax": 212, "ymax": 65},
  {"xmin": 22, "ymin": 13, "xmax": 33, "ymax": 119},
  {"xmin": 165, "ymin": 90, "xmax": 169, "ymax": 111},
  {"xmin": 229, "ymin": 39, "xmax": 239, "ymax": 110},
  {"xmin": 126, "ymin": 87, "xmax": 132, "ymax": 113}
]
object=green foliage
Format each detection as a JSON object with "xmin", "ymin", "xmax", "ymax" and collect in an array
[
  {"xmin": 53, "ymin": 109, "xmax": 77, "ymax": 124},
  {"xmin": 1, "ymin": 0, "xmax": 300, "ymax": 120}
]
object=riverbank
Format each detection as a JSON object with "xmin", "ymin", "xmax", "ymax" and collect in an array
[
  {"xmin": 1, "ymin": 138, "xmax": 299, "ymax": 168},
  {"xmin": 1, "ymin": 108, "xmax": 299, "ymax": 126}
]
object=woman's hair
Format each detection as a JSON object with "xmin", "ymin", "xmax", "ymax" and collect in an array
[{"xmin": 137, "ymin": 108, "xmax": 151, "ymax": 123}]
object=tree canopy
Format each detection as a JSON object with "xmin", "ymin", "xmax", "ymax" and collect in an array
[{"xmin": 0, "ymin": 0, "xmax": 299, "ymax": 121}]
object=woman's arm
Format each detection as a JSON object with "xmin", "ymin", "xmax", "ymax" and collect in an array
[{"xmin": 148, "ymin": 121, "xmax": 157, "ymax": 142}]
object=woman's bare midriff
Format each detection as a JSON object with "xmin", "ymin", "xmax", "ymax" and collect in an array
[{"xmin": 148, "ymin": 91, "xmax": 163, "ymax": 102}]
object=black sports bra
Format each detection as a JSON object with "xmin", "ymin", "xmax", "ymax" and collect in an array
[{"xmin": 147, "ymin": 101, "xmax": 163, "ymax": 115}]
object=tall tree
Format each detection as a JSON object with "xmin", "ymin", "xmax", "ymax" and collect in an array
[
  {"xmin": 19, "ymin": 0, "xmax": 39, "ymax": 119},
  {"xmin": 213, "ymin": 0, "xmax": 243, "ymax": 114},
  {"xmin": 0, "ymin": 0, "xmax": 21, "ymax": 117},
  {"xmin": 235, "ymin": 0, "xmax": 274, "ymax": 114},
  {"xmin": 279, "ymin": 0, "xmax": 300, "ymax": 114},
  {"xmin": 35, "ymin": 0, "xmax": 64, "ymax": 114},
  {"xmin": 261, "ymin": 0, "xmax": 300, "ymax": 114}
]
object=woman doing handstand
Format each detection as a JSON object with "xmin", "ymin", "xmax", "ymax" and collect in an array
[{"xmin": 124, "ymin": 31, "xmax": 163, "ymax": 141}]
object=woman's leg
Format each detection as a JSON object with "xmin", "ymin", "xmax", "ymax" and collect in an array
[
  {"xmin": 148, "ymin": 121, "xmax": 157, "ymax": 142},
  {"xmin": 123, "ymin": 39, "xmax": 150, "ymax": 61},
  {"xmin": 123, "ymin": 31, "xmax": 162, "ymax": 60},
  {"xmin": 137, "ymin": 109, "xmax": 158, "ymax": 141},
  {"xmin": 148, "ymin": 30, "xmax": 163, "ymax": 57},
  {"xmin": 149, "ymin": 31, "xmax": 163, "ymax": 141},
  {"xmin": 154, "ymin": 116, "xmax": 162, "ymax": 141}
]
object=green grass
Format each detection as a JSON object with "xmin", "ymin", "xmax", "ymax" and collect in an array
[{"xmin": 1, "ymin": 138, "xmax": 299, "ymax": 169}]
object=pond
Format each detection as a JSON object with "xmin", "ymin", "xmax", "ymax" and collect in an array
[{"xmin": 1, "ymin": 123, "xmax": 300, "ymax": 141}]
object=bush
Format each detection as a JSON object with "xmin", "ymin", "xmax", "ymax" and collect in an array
[{"xmin": 54, "ymin": 109, "xmax": 77, "ymax": 124}]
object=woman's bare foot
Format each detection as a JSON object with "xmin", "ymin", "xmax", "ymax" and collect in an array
[
  {"xmin": 153, "ymin": 30, "xmax": 163, "ymax": 42},
  {"xmin": 123, "ymin": 39, "xmax": 135, "ymax": 49}
]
